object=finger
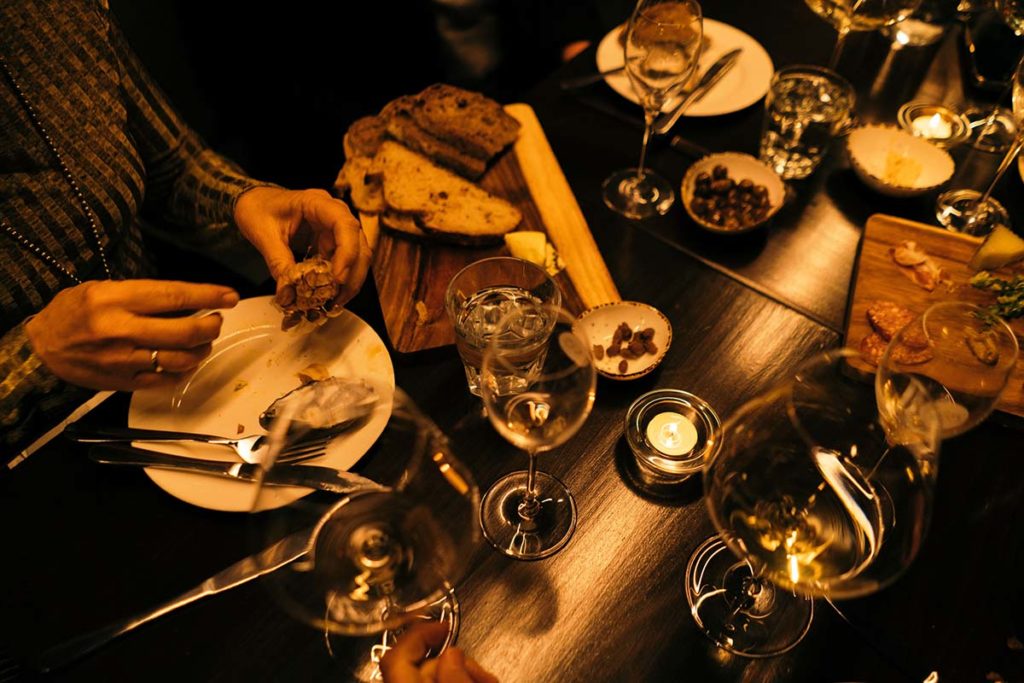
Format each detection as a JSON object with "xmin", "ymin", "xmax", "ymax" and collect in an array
[
  {"xmin": 379, "ymin": 621, "xmax": 449, "ymax": 682},
  {"xmin": 464, "ymin": 657, "xmax": 500, "ymax": 683},
  {"xmin": 130, "ymin": 371, "xmax": 190, "ymax": 391},
  {"xmin": 435, "ymin": 648, "xmax": 474, "ymax": 683},
  {"xmin": 125, "ymin": 344, "xmax": 213, "ymax": 375},
  {"xmin": 123, "ymin": 313, "xmax": 224, "ymax": 349},
  {"xmin": 302, "ymin": 191, "xmax": 361, "ymax": 283},
  {"xmin": 331, "ymin": 230, "xmax": 372, "ymax": 309},
  {"xmin": 110, "ymin": 280, "xmax": 239, "ymax": 314}
]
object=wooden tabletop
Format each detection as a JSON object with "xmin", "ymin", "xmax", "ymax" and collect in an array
[{"xmin": 4, "ymin": 4, "xmax": 1024, "ymax": 683}]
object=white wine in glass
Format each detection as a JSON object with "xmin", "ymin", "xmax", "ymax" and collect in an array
[
  {"xmin": 602, "ymin": 0, "xmax": 702, "ymax": 219},
  {"xmin": 479, "ymin": 304, "xmax": 596, "ymax": 560},
  {"xmin": 805, "ymin": 0, "xmax": 922, "ymax": 67},
  {"xmin": 687, "ymin": 349, "xmax": 941, "ymax": 657}
]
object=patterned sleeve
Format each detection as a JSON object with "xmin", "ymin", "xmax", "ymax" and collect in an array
[
  {"xmin": 106, "ymin": 13, "xmax": 275, "ymax": 246},
  {"xmin": 0, "ymin": 321, "xmax": 61, "ymax": 451}
]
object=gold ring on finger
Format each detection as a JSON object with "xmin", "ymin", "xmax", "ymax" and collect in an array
[{"xmin": 150, "ymin": 349, "xmax": 164, "ymax": 374}]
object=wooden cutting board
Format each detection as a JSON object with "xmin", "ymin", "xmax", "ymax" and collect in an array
[
  {"xmin": 364, "ymin": 103, "xmax": 621, "ymax": 354},
  {"xmin": 844, "ymin": 214, "xmax": 1024, "ymax": 418}
]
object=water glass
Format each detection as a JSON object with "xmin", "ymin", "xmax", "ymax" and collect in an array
[
  {"xmin": 444, "ymin": 257, "xmax": 561, "ymax": 396},
  {"xmin": 759, "ymin": 65, "xmax": 855, "ymax": 180}
]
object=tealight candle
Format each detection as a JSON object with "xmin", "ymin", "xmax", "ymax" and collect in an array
[
  {"xmin": 646, "ymin": 411, "xmax": 698, "ymax": 456},
  {"xmin": 911, "ymin": 112, "xmax": 952, "ymax": 140},
  {"xmin": 897, "ymin": 102, "xmax": 970, "ymax": 148}
]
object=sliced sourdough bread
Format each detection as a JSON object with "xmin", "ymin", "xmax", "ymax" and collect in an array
[
  {"xmin": 381, "ymin": 97, "xmax": 487, "ymax": 179},
  {"xmin": 343, "ymin": 115, "xmax": 388, "ymax": 159},
  {"xmin": 335, "ymin": 155, "xmax": 384, "ymax": 213},
  {"xmin": 377, "ymin": 141, "xmax": 521, "ymax": 245},
  {"xmin": 380, "ymin": 209, "xmax": 427, "ymax": 238},
  {"xmin": 410, "ymin": 84, "xmax": 520, "ymax": 160}
]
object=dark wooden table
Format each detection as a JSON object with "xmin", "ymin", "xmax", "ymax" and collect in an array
[{"xmin": 4, "ymin": 4, "xmax": 1024, "ymax": 683}]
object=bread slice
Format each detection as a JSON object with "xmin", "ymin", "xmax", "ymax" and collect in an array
[
  {"xmin": 410, "ymin": 84, "xmax": 520, "ymax": 160},
  {"xmin": 335, "ymin": 155, "xmax": 384, "ymax": 213},
  {"xmin": 343, "ymin": 115, "xmax": 388, "ymax": 159},
  {"xmin": 377, "ymin": 141, "xmax": 520, "ymax": 245},
  {"xmin": 381, "ymin": 97, "xmax": 487, "ymax": 179},
  {"xmin": 380, "ymin": 209, "xmax": 427, "ymax": 239}
]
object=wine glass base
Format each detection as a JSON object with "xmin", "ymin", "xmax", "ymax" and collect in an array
[
  {"xmin": 480, "ymin": 470, "xmax": 577, "ymax": 560},
  {"xmin": 935, "ymin": 189, "xmax": 1009, "ymax": 236},
  {"xmin": 326, "ymin": 586, "xmax": 461, "ymax": 682},
  {"xmin": 602, "ymin": 168, "xmax": 676, "ymax": 219},
  {"xmin": 684, "ymin": 535, "xmax": 814, "ymax": 658}
]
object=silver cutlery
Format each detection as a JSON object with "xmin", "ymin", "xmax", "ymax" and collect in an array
[
  {"xmin": 64, "ymin": 423, "xmax": 333, "ymax": 465},
  {"xmin": 653, "ymin": 48, "xmax": 743, "ymax": 135},
  {"xmin": 35, "ymin": 524, "xmax": 318, "ymax": 672},
  {"xmin": 559, "ymin": 65, "xmax": 626, "ymax": 90},
  {"xmin": 573, "ymin": 94, "xmax": 711, "ymax": 158},
  {"xmin": 89, "ymin": 443, "xmax": 382, "ymax": 492}
]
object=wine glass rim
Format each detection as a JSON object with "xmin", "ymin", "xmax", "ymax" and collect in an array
[
  {"xmin": 632, "ymin": 0, "xmax": 703, "ymax": 27},
  {"xmin": 482, "ymin": 304, "xmax": 596, "ymax": 387},
  {"xmin": 920, "ymin": 300, "xmax": 1020, "ymax": 353},
  {"xmin": 444, "ymin": 256, "xmax": 560, "ymax": 310}
]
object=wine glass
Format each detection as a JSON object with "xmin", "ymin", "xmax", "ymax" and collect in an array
[
  {"xmin": 686, "ymin": 348, "xmax": 941, "ymax": 657},
  {"xmin": 602, "ymin": 0, "xmax": 703, "ymax": 220},
  {"xmin": 935, "ymin": 9, "xmax": 1024, "ymax": 234},
  {"xmin": 876, "ymin": 301, "xmax": 1019, "ymax": 439},
  {"xmin": 804, "ymin": 0, "xmax": 923, "ymax": 68},
  {"xmin": 478, "ymin": 304, "xmax": 596, "ymax": 560},
  {"xmin": 251, "ymin": 388, "xmax": 480, "ymax": 681}
]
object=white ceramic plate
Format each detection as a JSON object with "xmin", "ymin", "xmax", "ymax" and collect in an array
[
  {"xmin": 128, "ymin": 296, "xmax": 395, "ymax": 512},
  {"xmin": 596, "ymin": 18, "xmax": 774, "ymax": 118},
  {"xmin": 575, "ymin": 301, "xmax": 672, "ymax": 380}
]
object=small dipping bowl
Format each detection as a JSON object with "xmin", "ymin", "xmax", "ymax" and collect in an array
[
  {"xmin": 897, "ymin": 102, "xmax": 970, "ymax": 148},
  {"xmin": 624, "ymin": 389, "xmax": 720, "ymax": 486}
]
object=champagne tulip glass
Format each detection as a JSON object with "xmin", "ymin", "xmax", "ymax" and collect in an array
[
  {"xmin": 686, "ymin": 349, "xmax": 940, "ymax": 657},
  {"xmin": 602, "ymin": 0, "xmax": 702, "ymax": 219},
  {"xmin": 251, "ymin": 389, "xmax": 480, "ymax": 680},
  {"xmin": 479, "ymin": 304, "xmax": 596, "ymax": 560},
  {"xmin": 876, "ymin": 302, "xmax": 1019, "ymax": 439},
  {"xmin": 936, "ymin": 15, "xmax": 1024, "ymax": 235},
  {"xmin": 804, "ymin": 0, "xmax": 922, "ymax": 68}
]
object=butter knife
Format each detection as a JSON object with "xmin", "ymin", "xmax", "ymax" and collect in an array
[
  {"xmin": 89, "ymin": 443, "xmax": 382, "ymax": 493},
  {"xmin": 653, "ymin": 48, "xmax": 743, "ymax": 135},
  {"xmin": 35, "ymin": 524, "xmax": 317, "ymax": 672}
]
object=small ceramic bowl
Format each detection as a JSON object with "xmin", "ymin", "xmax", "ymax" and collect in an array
[
  {"xmin": 574, "ymin": 301, "xmax": 672, "ymax": 380},
  {"xmin": 847, "ymin": 125, "xmax": 955, "ymax": 197},
  {"xmin": 681, "ymin": 152, "xmax": 785, "ymax": 235}
]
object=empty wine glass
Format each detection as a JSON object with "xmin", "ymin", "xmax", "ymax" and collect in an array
[
  {"xmin": 602, "ymin": 0, "xmax": 703, "ymax": 219},
  {"xmin": 251, "ymin": 389, "xmax": 480, "ymax": 681},
  {"xmin": 876, "ymin": 301, "xmax": 1019, "ymax": 439},
  {"xmin": 804, "ymin": 0, "xmax": 923, "ymax": 68},
  {"xmin": 686, "ymin": 348, "xmax": 940, "ymax": 657},
  {"xmin": 479, "ymin": 304, "xmax": 596, "ymax": 560},
  {"xmin": 936, "ymin": 49, "xmax": 1024, "ymax": 235}
]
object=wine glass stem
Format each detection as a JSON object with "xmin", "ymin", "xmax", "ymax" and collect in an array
[
  {"xmin": 830, "ymin": 26, "xmax": 850, "ymax": 70},
  {"xmin": 518, "ymin": 449, "xmax": 540, "ymax": 523},
  {"xmin": 636, "ymin": 110, "xmax": 656, "ymax": 183}
]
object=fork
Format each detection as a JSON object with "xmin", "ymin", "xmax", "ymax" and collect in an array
[{"xmin": 62, "ymin": 424, "xmax": 332, "ymax": 465}]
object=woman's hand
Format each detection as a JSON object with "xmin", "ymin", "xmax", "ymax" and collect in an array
[
  {"xmin": 25, "ymin": 280, "xmax": 238, "ymax": 391},
  {"xmin": 234, "ymin": 186, "xmax": 372, "ymax": 309},
  {"xmin": 379, "ymin": 621, "xmax": 499, "ymax": 683}
]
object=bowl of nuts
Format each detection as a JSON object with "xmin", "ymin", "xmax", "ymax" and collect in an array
[
  {"xmin": 681, "ymin": 152, "xmax": 785, "ymax": 234},
  {"xmin": 574, "ymin": 301, "xmax": 672, "ymax": 380}
]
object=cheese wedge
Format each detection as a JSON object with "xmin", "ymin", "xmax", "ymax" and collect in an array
[{"xmin": 969, "ymin": 225, "xmax": 1024, "ymax": 271}]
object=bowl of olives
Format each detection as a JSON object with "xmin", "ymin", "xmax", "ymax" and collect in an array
[{"xmin": 681, "ymin": 152, "xmax": 785, "ymax": 234}]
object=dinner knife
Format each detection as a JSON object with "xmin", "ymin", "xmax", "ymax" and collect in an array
[
  {"xmin": 34, "ymin": 524, "xmax": 317, "ymax": 672},
  {"xmin": 89, "ymin": 443, "xmax": 382, "ymax": 493},
  {"xmin": 574, "ymin": 94, "xmax": 711, "ymax": 158},
  {"xmin": 653, "ymin": 48, "xmax": 743, "ymax": 135}
]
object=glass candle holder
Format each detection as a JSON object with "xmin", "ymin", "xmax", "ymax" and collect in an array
[
  {"xmin": 624, "ymin": 389, "xmax": 720, "ymax": 486},
  {"xmin": 897, "ymin": 102, "xmax": 970, "ymax": 148}
]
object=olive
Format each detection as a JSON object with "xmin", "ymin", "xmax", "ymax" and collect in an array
[
  {"xmin": 738, "ymin": 178, "xmax": 754, "ymax": 193},
  {"xmin": 712, "ymin": 164, "xmax": 728, "ymax": 180}
]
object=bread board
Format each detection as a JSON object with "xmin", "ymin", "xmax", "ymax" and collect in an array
[
  {"xmin": 367, "ymin": 103, "xmax": 621, "ymax": 353},
  {"xmin": 844, "ymin": 214, "xmax": 1024, "ymax": 418}
]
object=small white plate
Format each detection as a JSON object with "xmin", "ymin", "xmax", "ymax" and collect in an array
[
  {"xmin": 575, "ymin": 302, "xmax": 672, "ymax": 380},
  {"xmin": 128, "ymin": 296, "xmax": 395, "ymax": 512},
  {"xmin": 596, "ymin": 18, "xmax": 774, "ymax": 118},
  {"xmin": 847, "ymin": 125, "xmax": 954, "ymax": 198}
]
